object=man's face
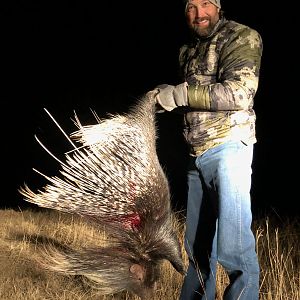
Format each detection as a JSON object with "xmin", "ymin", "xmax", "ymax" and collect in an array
[{"xmin": 186, "ymin": 0, "xmax": 220, "ymax": 37}]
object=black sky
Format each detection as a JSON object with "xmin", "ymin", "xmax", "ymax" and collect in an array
[{"xmin": 2, "ymin": 1, "xmax": 298, "ymax": 217}]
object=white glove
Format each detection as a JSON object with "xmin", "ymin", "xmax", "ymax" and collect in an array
[{"xmin": 155, "ymin": 82, "xmax": 189, "ymax": 111}]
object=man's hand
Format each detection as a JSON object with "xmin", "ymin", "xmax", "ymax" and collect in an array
[{"xmin": 155, "ymin": 82, "xmax": 189, "ymax": 111}]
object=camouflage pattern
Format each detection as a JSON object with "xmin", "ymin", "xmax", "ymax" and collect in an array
[{"xmin": 179, "ymin": 17, "xmax": 263, "ymax": 156}]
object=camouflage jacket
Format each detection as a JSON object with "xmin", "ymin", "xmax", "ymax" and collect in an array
[{"xmin": 179, "ymin": 17, "xmax": 263, "ymax": 156}]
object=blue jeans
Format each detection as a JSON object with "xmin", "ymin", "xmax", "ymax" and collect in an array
[{"xmin": 179, "ymin": 141, "xmax": 259, "ymax": 300}]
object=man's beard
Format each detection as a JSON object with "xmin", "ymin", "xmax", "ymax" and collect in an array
[{"xmin": 191, "ymin": 18, "xmax": 218, "ymax": 37}]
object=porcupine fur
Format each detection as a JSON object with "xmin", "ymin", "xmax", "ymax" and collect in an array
[{"xmin": 19, "ymin": 90, "xmax": 186, "ymax": 299}]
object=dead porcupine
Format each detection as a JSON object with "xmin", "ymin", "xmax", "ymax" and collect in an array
[{"xmin": 19, "ymin": 90, "xmax": 186, "ymax": 299}]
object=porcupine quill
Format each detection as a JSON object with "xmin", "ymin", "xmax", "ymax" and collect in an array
[{"xmin": 19, "ymin": 90, "xmax": 186, "ymax": 299}]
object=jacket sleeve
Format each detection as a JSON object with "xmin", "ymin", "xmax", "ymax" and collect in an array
[{"xmin": 188, "ymin": 27, "xmax": 263, "ymax": 111}]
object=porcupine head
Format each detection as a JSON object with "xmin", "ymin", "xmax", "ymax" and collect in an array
[{"xmin": 19, "ymin": 90, "xmax": 186, "ymax": 299}]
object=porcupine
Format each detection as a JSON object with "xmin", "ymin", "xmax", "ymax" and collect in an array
[{"xmin": 19, "ymin": 90, "xmax": 186, "ymax": 299}]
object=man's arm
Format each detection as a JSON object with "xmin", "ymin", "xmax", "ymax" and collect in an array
[{"xmin": 188, "ymin": 27, "xmax": 263, "ymax": 111}]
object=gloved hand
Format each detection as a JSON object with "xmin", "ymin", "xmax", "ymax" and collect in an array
[{"xmin": 155, "ymin": 82, "xmax": 189, "ymax": 112}]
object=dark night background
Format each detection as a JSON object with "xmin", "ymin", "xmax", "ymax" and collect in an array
[{"xmin": 2, "ymin": 1, "xmax": 298, "ymax": 218}]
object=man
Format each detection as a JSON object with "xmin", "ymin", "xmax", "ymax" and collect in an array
[{"xmin": 152, "ymin": 0, "xmax": 263, "ymax": 299}]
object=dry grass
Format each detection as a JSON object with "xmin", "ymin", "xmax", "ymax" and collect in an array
[{"xmin": 0, "ymin": 208, "xmax": 299, "ymax": 300}]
